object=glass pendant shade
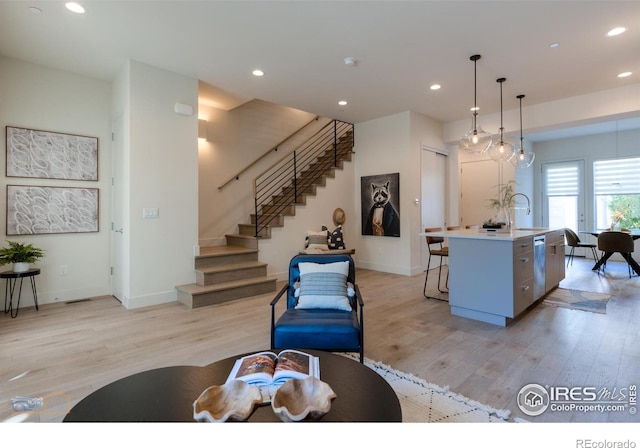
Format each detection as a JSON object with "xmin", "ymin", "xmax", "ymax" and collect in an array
[
  {"xmin": 460, "ymin": 54, "xmax": 492, "ymax": 154},
  {"xmin": 461, "ymin": 122, "xmax": 492, "ymax": 154},
  {"xmin": 488, "ymin": 77, "xmax": 514, "ymax": 162},
  {"xmin": 511, "ymin": 138, "xmax": 535, "ymax": 168},
  {"xmin": 510, "ymin": 94, "xmax": 535, "ymax": 168},
  {"xmin": 488, "ymin": 136, "xmax": 514, "ymax": 162}
]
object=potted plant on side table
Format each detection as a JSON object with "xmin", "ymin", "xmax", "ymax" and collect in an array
[{"xmin": 0, "ymin": 241, "xmax": 45, "ymax": 273}]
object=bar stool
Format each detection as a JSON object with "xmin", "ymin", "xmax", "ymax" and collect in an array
[{"xmin": 423, "ymin": 227, "xmax": 448, "ymax": 301}]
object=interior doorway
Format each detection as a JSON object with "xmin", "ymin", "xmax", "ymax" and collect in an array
[
  {"xmin": 421, "ymin": 146, "xmax": 449, "ymax": 269},
  {"xmin": 110, "ymin": 115, "xmax": 125, "ymax": 303}
]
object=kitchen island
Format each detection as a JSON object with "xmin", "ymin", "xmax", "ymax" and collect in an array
[{"xmin": 422, "ymin": 227, "xmax": 565, "ymax": 326}]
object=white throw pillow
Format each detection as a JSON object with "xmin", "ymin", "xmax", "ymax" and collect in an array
[
  {"xmin": 295, "ymin": 261, "xmax": 351, "ymax": 311},
  {"xmin": 305, "ymin": 229, "xmax": 329, "ymax": 251}
]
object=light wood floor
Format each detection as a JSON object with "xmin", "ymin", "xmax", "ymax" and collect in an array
[{"xmin": 1, "ymin": 256, "xmax": 638, "ymax": 423}]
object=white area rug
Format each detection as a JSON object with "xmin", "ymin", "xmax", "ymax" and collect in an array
[{"xmin": 341, "ymin": 354, "xmax": 518, "ymax": 422}]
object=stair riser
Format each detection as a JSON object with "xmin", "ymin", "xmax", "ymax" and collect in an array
[
  {"xmin": 297, "ymin": 172, "xmax": 330, "ymax": 184},
  {"xmin": 179, "ymin": 280, "xmax": 277, "ymax": 309},
  {"xmin": 260, "ymin": 204, "xmax": 295, "ymax": 215},
  {"xmin": 250, "ymin": 214, "xmax": 284, "ymax": 227},
  {"xmin": 226, "ymin": 235, "xmax": 258, "ymax": 249},
  {"xmin": 310, "ymin": 161, "xmax": 336, "ymax": 172},
  {"xmin": 195, "ymin": 251, "xmax": 258, "ymax": 269},
  {"xmin": 271, "ymin": 195, "xmax": 306, "ymax": 206},
  {"xmin": 196, "ymin": 265, "xmax": 268, "ymax": 286},
  {"xmin": 281, "ymin": 185, "xmax": 316, "ymax": 197},
  {"xmin": 238, "ymin": 224, "xmax": 271, "ymax": 238}
]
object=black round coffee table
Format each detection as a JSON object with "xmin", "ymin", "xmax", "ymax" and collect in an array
[{"xmin": 63, "ymin": 350, "xmax": 401, "ymax": 422}]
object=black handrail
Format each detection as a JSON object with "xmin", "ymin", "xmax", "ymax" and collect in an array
[{"xmin": 253, "ymin": 120, "xmax": 354, "ymax": 237}]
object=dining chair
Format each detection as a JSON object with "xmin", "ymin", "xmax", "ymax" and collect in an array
[
  {"xmin": 597, "ymin": 231, "xmax": 635, "ymax": 277},
  {"xmin": 423, "ymin": 227, "xmax": 448, "ymax": 301},
  {"xmin": 564, "ymin": 228, "xmax": 598, "ymax": 267}
]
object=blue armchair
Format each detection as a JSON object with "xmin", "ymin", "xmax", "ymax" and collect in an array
[{"xmin": 270, "ymin": 254, "xmax": 364, "ymax": 363}]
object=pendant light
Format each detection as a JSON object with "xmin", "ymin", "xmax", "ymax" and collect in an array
[
  {"xmin": 460, "ymin": 55, "xmax": 492, "ymax": 154},
  {"xmin": 510, "ymin": 94, "xmax": 535, "ymax": 168},
  {"xmin": 487, "ymin": 78, "xmax": 514, "ymax": 162}
]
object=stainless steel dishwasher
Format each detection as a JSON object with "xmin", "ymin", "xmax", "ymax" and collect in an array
[{"xmin": 533, "ymin": 235, "xmax": 546, "ymax": 300}]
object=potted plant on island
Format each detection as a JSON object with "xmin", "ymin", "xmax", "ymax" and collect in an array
[
  {"xmin": 486, "ymin": 180, "xmax": 516, "ymax": 226},
  {"xmin": 0, "ymin": 241, "xmax": 45, "ymax": 273}
]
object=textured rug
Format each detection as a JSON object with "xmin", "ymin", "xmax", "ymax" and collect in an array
[
  {"xmin": 542, "ymin": 287, "xmax": 612, "ymax": 314},
  {"xmin": 341, "ymin": 354, "xmax": 516, "ymax": 422}
]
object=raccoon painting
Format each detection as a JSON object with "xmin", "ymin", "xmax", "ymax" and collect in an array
[{"xmin": 364, "ymin": 180, "xmax": 400, "ymax": 237}]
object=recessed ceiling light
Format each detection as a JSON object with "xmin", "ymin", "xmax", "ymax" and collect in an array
[
  {"xmin": 338, "ymin": 100, "xmax": 348, "ymax": 106},
  {"xmin": 430, "ymin": 84, "xmax": 441, "ymax": 90},
  {"xmin": 607, "ymin": 27, "xmax": 626, "ymax": 37},
  {"xmin": 252, "ymin": 69, "xmax": 264, "ymax": 77},
  {"xmin": 29, "ymin": 6, "xmax": 43, "ymax": 14},
  {"xmin": 549, "ymin": 42, "xmax": 559, "ymax": 48},
  {"xmin": 618, "ymin": 72, "xmax": 632, "ymax": 78},
  {"xmin": 65, "ymin": 2, "xmax": 85, "ymax": 14}
]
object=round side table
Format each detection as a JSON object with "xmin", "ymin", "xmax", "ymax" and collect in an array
[{"xmin": 1, "ymin": 268, "xmax": 40, "ymax": 318}]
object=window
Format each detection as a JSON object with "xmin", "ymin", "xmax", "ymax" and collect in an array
[
  {"xmin": 593, "ymin": 157, "xmax": 640, "ymax": 230},
  {"xmin": 542, "ymin": 161, "xmax": 582, "ymax": 231}
]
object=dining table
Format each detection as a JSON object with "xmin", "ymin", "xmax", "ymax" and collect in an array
[{"xmin": 581, "ymin": 229, "xmax": 640, "ymax": 275}]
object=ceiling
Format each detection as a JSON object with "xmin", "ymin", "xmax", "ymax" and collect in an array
[{"xmin": 1, "ymin": 1, "xmax": 639, "ymax": 140}]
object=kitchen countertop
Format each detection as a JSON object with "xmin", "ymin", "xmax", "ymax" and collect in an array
[{"xmin": 420, "ymin": 227, "xmax": 564, "ymax": 241}]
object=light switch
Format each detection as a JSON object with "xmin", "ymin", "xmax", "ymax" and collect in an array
[{"xmin": 143, "ymin": 208, "xmax": 159, "ymax": 219}]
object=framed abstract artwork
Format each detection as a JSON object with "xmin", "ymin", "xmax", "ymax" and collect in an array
[
  {"xmin": 6, "ymin": 126, "xmax": 98, "ymax": 181},
  {"xmin": 361, "ymin": 172, "xmax": 400, "ymax": 237},
  {"xmin": 6, "ymin": 185, "xmax": 99, "ymax": 235}
]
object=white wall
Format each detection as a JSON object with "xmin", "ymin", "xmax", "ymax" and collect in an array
[
  {"xmin": 353, "ymin": 112, "xmax": 411, "ymax": 274},
  {"xmin": 123, "ymin": 61, "xmax": 199, "ymax": 308},
  {"xmin": 0, "ymin": 56, "xmax": 112, "ymax": 307},
  {"xmin": 353, "ymin": 111, "xmax": 447, "ymax": 276}
]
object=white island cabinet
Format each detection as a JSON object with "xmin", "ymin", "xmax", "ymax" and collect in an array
[{"xmin": 422, "ymin": 228, "xmax": 565, "ymax": 326}]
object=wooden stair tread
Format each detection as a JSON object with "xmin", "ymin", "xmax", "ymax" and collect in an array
[
  {"xmin": 198, "ymin": 245, "xmax": 257, "ymax": 257},
  {"xmin": 177, "ymin": 276, "xmax": 277, "ymax": 295},
  {"xmin": 197, "ymin": 261, "xmax": 267, "ymax": 274},
  {"xmin": 226, "ymin": 233, "xmax": 270, "ymax": 240}
]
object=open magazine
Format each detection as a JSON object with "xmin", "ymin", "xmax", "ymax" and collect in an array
[{"xmin": 226, "ymin": 349, "xmax": 320, "ymax": 403}]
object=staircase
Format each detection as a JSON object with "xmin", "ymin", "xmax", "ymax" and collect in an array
[
  {"xmin": 176, "ymin": 121, "xmax": 354, "ymax": 309},
  {"xmin": 176, "ymin": 236, "xmax": 277, "ymax": 309}
]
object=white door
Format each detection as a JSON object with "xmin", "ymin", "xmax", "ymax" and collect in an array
[
  {"xmin": 111, "ymin": 116, "xmax": 125, "ymax": 302},
  {"xmin": 459, "ymin": 159, "xmax": 502, "ymax": 227},
  {"xmin": 542, "ymin": 160, "xmax": 585, "ymax": 254},
  {"xmin": 421, "ymin": 147, "xmax": 448, "ymax": 268}
]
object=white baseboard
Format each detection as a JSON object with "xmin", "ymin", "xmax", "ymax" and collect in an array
[
  {"xmin": 357, "ymin": 260, "xmax": 411, "ymax": 276},
  {"xmin": 122, "ymin": 290, "xmax": 177, "ymax": 309}
]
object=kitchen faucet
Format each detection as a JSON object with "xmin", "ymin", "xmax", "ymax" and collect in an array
[{"xmin": 506, "ymin": 193, "xmax": 531, "ymax": 230}]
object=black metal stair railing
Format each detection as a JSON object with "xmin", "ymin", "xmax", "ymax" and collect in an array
[{"xmin": 253, "ymin": 120, "xmax": 354, "ymax": 237}]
